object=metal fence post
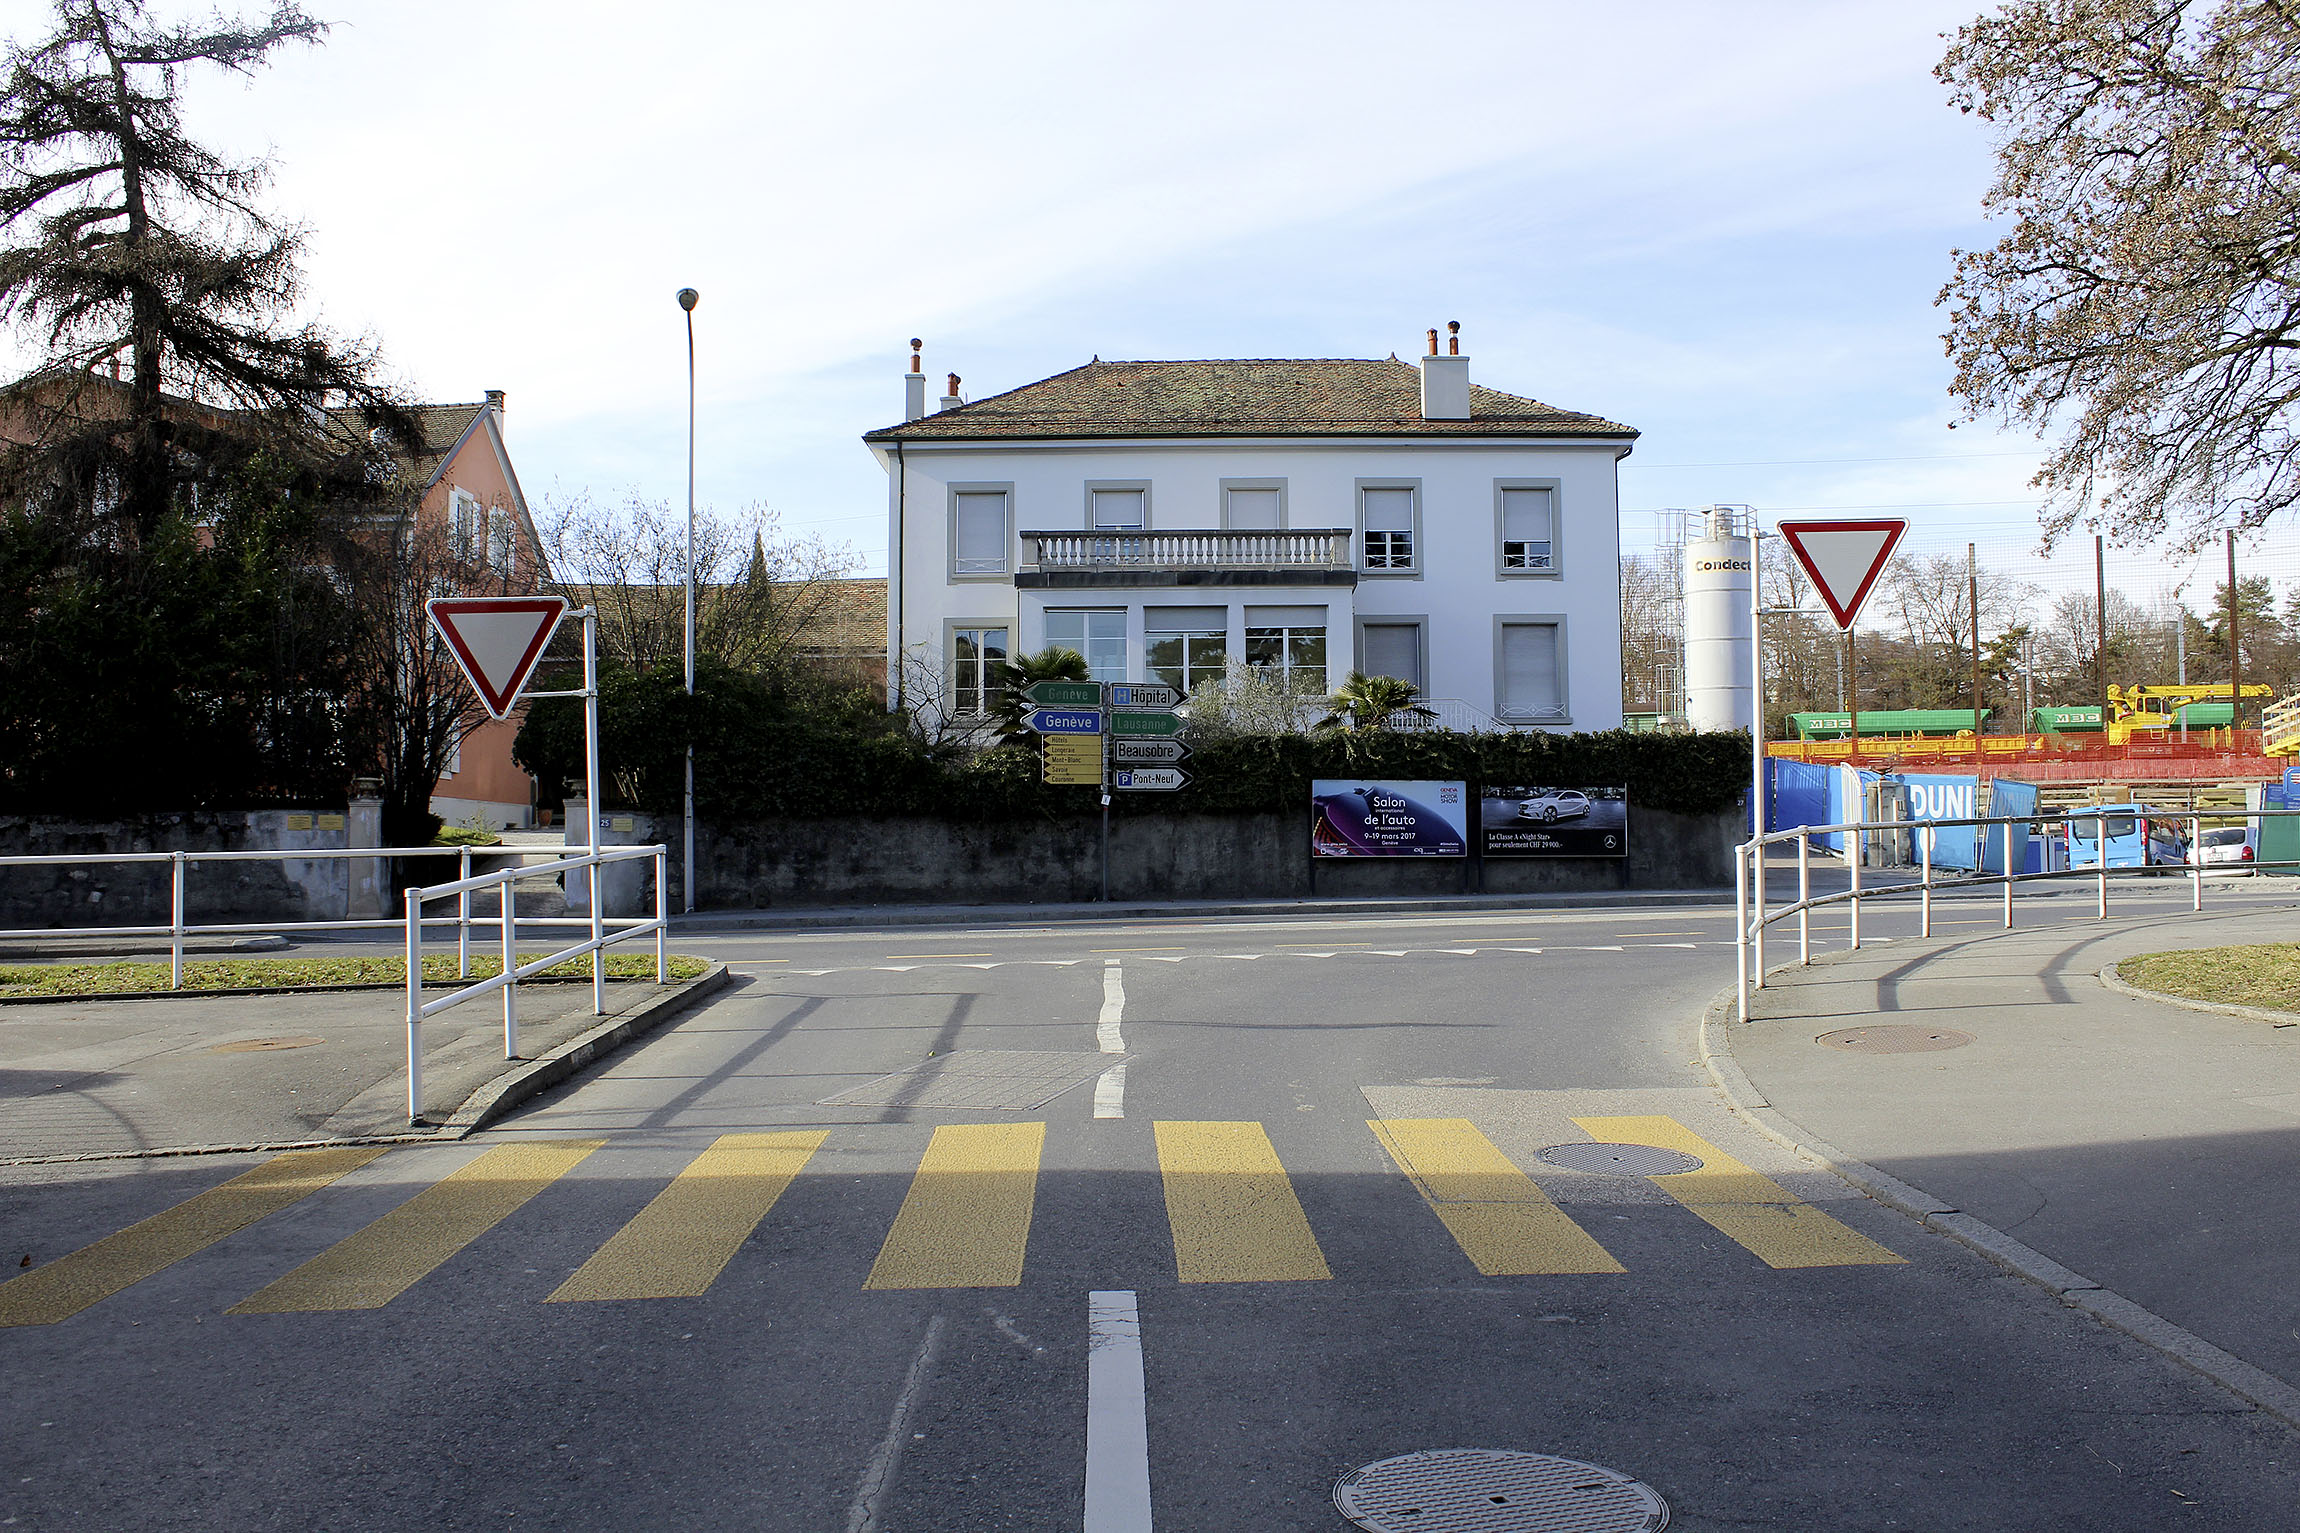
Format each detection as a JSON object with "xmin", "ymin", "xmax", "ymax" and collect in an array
[
  {"xmin": 406, "ymin": 888, "xmax": 424, "ymax": 1125},
  {"xmin": 655, "ymin": 846, "xmax": 668, "ymax": 985},
  {"xmin": 590, "ymin": 847, "xmax": 606, "ymax": 1017},
  {"xmin": 2096, "ymin": 811, "xmax": 2109, "ymax": 919},
  {"xmin": 457, "ymin": 846, "xmax": 471, "ymax": 978},
  {"xmin": 502, "ymin": 873, "xmax": 519, "ymax": 1061},
  {"xmin": 2190, "ymin": 814, "xmax": 2203, "ymax": 913},
  {"xmin": 1920, "ymin": 825, "xmax": 1933, "ymax": 938},
  {"xmin": 1734, "ymin": 842, "xmax": 1749, "ymax": 1022},
  {"xmin": 1797, "ymin": 833, "xmax": 1811, "ymax": 965},
  {"xmin": 1751, "ymin": 838, "xmax": 1768, "ymax": 988},
  {"xmin": 169, "ymin": 851, "xmax": 186, "ymax": 990},
  {"xmin": 2002, "ymin": 819, "xmax": 2015, "ymax": 929},
  {"xmin": 1849, "ymin": 833, "xmax": 1863, "ymax": 950}
]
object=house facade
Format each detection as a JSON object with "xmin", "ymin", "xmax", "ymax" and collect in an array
[{"xmin": 864, "ymin": 335, "xmax": 1638, "ymax": 731}]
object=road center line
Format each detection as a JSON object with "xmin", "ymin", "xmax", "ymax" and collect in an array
[
  {"xmin": 1085, "ymin": 1290, "xmax": 1153, "ymax": 1533},
  {"xmin": 1096, "ymin": 960, "xmax": 1128, "ymax": 1119},
  {"xmin": 845, "ymin": 1314, "xmax": 945, "ymax": 1533}
]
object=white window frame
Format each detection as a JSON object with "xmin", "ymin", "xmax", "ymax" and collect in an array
[
  {"xmin": 1495, "ymin": 480, "xmax": 1561, "ymax": 577},
  {"xmin": 1357, "ymin": 480, "xmax": 1421, "ymax": 577},
  {"xmin": 947, "ymin": 621, "xmax": 1011, "ymax": 716},
  {"xmin": 448, "ymin": 487, "xmax": 482, "ymax": 561},
  {"xmin": 486, "ymin": 505, "xmax": 515, "ymax": 575},
  {"xmin": 1220, "ymin": 478, "xmax": 1287, "ymax": 531},
  {"xmin": 1355, "ymin": 616, "xmax": 1428, "ymax": 690},
  {"xmin": 1243, "ymin": 621, "xmax": 1328, "ymax": 695},
  {"xmin": 1085, "ymin": 480, "xmax": 1152, "ymax": 531},
  {"xmin": 1494, "ymin": 615, "xmax": 1571, "ymax": 725},
  {"xmin": 948, "ymin": 483, "xmax": 1015, "ymax": 580},
  {"xmin": 1044, "ymin": 607, "xmax": 1128, "ymax": 683}
]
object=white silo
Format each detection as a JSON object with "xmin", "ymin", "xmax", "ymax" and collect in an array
[{"xmin": 1683, "ymin": 505, "xmax": 1754, "ymax": 733}]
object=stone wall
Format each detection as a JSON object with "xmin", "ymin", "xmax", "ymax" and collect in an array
[{"xmin": 0, "ymin": 806, "xmax": 381, "ymax": 928}]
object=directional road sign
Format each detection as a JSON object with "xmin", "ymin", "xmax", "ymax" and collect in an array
[
  {"xmin": 1028, "ymin": 708, "xmax": 1103, "ymax": 735},
  {"xmin": 1108, "ymin": 710, "xmax": 1182, "ymax": 737},
  {"xmin": 1042, "ymin": 739, "xmax": 1102, "ymax": 785},
  {"xmin": 1026, "ymin": 681, "xmax": 1102, "ymax": 707},
  {"xmin": 1109, "ymin": 683, "xmax": 1180, "ymax": 710},
  {"xmin": 1112, "ymin": 738, "xmax": 1190, "ymax": 765},
  {"xmin": 426, "ymin": 596, "xmax": 568, "ymax": 719},
  {"xmin": 1113, "ymin": 768, "xmax": 1189, "ymax": 792},
  {"xmin": 1777, "ymin": 519, "xmax": 1907, "ymax": 630}
]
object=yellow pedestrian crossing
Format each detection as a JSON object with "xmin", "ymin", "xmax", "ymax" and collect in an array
[
  {"xmin": 1368, "ymin": 1118, "xmax": 1624, "ymax": 1276},
  {"xmin": 550, "ymin": 1131, "xmax": 828, "ymax": 1303},
  {"xmin": 230, "ymin": 1140, "xmax": 604, "ymax": 1313},
  {"xmin": 1154, "ymin": 1120, "xmax": 1331, "ymax": 1283},
  {"xmin": 864, "ymin": 1122, "xmax": 1045, "ymax": 1290},
  {"xmin": 1572, "ymin": 1115, "xmax": 1905, "ymax": 1270},
  {"xmin": 4, "ymin": 1115, "xmax": 1905, "ymax": 1318}
]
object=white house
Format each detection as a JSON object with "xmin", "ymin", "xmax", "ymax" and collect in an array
[{"xmin": 863, "ymin": 329, "xmax": 1638, "ymax": 730}]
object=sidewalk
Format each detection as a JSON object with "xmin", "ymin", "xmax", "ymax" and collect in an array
[{"xmin": 1711, "ymin": 900, "xmax": 2300, "ymax": 1418}]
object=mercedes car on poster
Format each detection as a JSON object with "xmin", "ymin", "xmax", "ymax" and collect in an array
[
  {"xmin": 1310, "ymin": 780, "xmax": 1468, "ymax": 857},
  {"xmin": 1481, "ymin": 784, "xmax": 1629, "ymax": 857}
]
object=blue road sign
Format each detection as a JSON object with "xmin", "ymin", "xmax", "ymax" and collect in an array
[{"xmin": 1028, "ymin": 708, "xmax": 1104, "ymax": 735}]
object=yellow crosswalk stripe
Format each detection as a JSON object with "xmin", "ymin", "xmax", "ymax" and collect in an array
[
  {"xmin": 549, "ymin": 1131, "xmax": 829, "ymax": 1303},
  {"xmin": 228, "ymin": 1140, "xmax": 604, "ymax": 1313},
  {"xmin": 0, "ymin": 1146, "xmax": 390, "ymax": 1327},
  {"xmin": 1154, "ymin": 1121, "xmax": 1331, "ymax": 1284},
  {"xmin": 1367, "ymin": 1118, "xmax": 1624, "ymax": 1276},
  {"xmin": 864, "ymin": 1123, "xmax": 1044, "ymax": 1290},
  {"xmin": 1571, "ymin": 1115, "xmax": 1904, "ymax": 1270}
]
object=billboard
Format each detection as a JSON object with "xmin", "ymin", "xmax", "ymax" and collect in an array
[
  {"xmin": 1479, "ymin": 785, "xmax": 1629, "ymax": 858},
  {"xmin": 1311, "ymin": 780, "xmax": 1468, "ymax": 857}
]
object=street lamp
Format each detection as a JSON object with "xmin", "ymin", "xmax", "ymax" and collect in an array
[{"xmin": 678, "ymin": 286, "xmax": 699, "ymax": 914}]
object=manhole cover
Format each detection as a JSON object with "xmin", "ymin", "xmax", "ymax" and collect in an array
[
  {"xmin": 1536, "ymin": 1143, "xmax": 1703, "ymax": 1176},
  {"xmin": 211, "ymin": 1035, "xmax": 325, "ymax": 1053},
  {"xmin": 1817, "ymin": 1025, "xmax": 1976, "ymax": 1054},
  {"xmin": 1334, "ymin": 1449, "xmax": 1668, "ymax": 1532}
]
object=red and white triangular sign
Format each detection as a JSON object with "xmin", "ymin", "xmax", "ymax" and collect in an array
[
  {"xmin": 1777, "ymin": 519, "xmax": 1907, "ymax": 629},
  {"xmin": 427, "ymin": 596, "xmax": 568, "ymax": 719}
]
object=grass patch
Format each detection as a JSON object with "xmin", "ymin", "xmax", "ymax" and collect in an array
[
  {"xmin": 0, "ymin": 953, "xmax": 713, "ymax": 999},
  {"xmin": 2119, "ymin": 944, "xmax": 2300, "ymax": 1016},
  {"xmin": 430, "ymin": 826, "xmax": 503, "ymax": 847}
]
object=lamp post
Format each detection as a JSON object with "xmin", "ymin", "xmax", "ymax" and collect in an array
[{"xmin": 678, "ymin": 286, "xmax": 699, "ymax": 914}]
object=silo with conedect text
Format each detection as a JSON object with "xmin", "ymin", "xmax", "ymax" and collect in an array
[{"xmin": 1683, "ymin": 505, "xmax": 1754, "ymax": 733}]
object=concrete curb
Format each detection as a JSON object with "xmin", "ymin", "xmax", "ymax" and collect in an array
[
  {"xmin": 0, "ymin": 964, "xmax": 734, "ymax": 1167},
  {"xmin": 1696, "ymin": 984, "xmax": 2300, "ymax": 1432},
  {"xmin": 670, "ymin": 889, "xmax": 1737, "ymax": 933},
  {"xmin": 2096, "ymin": 962, "xmax": 2300, "ymax": 1028}
]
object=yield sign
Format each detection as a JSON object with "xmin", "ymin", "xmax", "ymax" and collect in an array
[
  {"xmin": 427, "ymin": 596, "xmax": 568, "ymax": 719},
  {"xmin": 1776, "ymin": 519, "xmax": 1907, "ymax": 629}
]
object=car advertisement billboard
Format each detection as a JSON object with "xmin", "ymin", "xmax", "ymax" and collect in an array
[
  {"xmin": 1311, "ymin": 780, "xmax": 1468, "ymax": 857},
  {"xmin": 1479, "ymin": 785, "xmax": 1629, "ymax": 857}
]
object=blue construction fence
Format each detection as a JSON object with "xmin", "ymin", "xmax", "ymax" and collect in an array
[{"xmin": 1766, "ymin": 760, "xmax": 2039, "ymax": 874}]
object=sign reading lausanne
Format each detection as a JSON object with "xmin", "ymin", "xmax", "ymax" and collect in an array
[{"xmin": 1109, "ymin": 710, "xmax": 1182, "ymax": 737}]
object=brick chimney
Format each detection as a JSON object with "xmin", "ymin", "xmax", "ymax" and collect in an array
[
  {"xmin": 940, "ymin": 373, "xmax": 963, "ymax": 412},
  {"xmin": 1418, "ymin": 322, "xmax": 1469, "ymax": 421},
  {"xmin": 904, "ymin": 340, "xmax": 927, "ymax": 421}
]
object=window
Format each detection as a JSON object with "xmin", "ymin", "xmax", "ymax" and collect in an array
[
  {"xmin": 1145, "ymin": 606, "xmax": 1227, "ymax": 695},
  {"xmin": 1245, "ymin": 605, "xmax": 1326, "ymax": 695},
  {"xmin": 1045, "ymin": 609, "xmax": 1126, "ymax": 682},
  {"xmin": 486, "ymin": 507, "xmax": 515, "ymax": 575},
  {"xmin": 1090, "ymin": 486, "xmax": 1146, "ymax": 530},
  {"xmin": 952, "ymin": 626, "xmax": 1009, "ymax": 714},
  {"xmin": 1223, "ymin": 483, "xmax": 1283, "ymax": 531},
  {"xmin": 952, "ymin": 489, "xmax": 1010, "ymax": 576},
  {"xmin": 1359, "ymin": 621, "xmax": 1424, "ymax": 688},
  {"xmin": 1361, "ymin": 485, "xmax": 1417, "ymax": 572},
  {"xmin": 1499, "ymin": 486, "xmax": 1554, "ymax": 572},
  {"xmin": 1497, "ymin": 620, "xmax": 1567, "ymax": 721},
  {"xmin": 448, "ymin": 487, "xmax": 482, "ymax": 560}
]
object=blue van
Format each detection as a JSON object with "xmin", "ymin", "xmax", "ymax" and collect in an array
[{"xmin": 2064, "ymin": 804, "xmax": 2189, "ymax": 870}]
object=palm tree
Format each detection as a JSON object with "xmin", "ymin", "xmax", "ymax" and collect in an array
[
  {"xmin": 1317, "ymin": 671, "xmax": 1437, "ymax": 732},
  {"xmin": 987, "ymin": 645, "xmax": 1091, "ymax": 744}
]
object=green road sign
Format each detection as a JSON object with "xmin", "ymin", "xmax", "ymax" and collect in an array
[
  {"xmin": 1026, "ymin": 681, "xmax": 1102, "ymax": 707},
  {"xmin": 1109, "ymin": 710, "xmax": 1182, "ymax": 737}
]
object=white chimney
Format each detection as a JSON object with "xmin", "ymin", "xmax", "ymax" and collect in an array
[
  {"xmin": 939, "ymin": 372, "xmax": 963, "ymax": 412},
  {"xmin": 485, "ymin": 389, "xmax": 505, "ymax": 438},
  {"xmin": 903, "ymin": 339, "xmax": 927, "ymax": 422},
  {"xmin": 1419, "ymin": 321, "xmax": 1469, "ymax": 421}
]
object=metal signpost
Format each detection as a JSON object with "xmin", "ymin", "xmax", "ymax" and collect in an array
[{"xmin": 1022, "ymin": 680, "xmax": 1190, "ymax": 898}]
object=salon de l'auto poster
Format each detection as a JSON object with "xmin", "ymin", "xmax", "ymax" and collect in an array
[{"xmin": 1310, "ymin": 780, "xmax": 1468, "ymax": 857}]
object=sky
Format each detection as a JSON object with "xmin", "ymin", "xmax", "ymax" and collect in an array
[{"xmin": 0, "ymin": 0, "xmax": 2289, "ymax": 618}]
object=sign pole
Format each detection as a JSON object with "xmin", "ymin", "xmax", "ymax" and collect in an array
[
  {"xmin": 1750, "ymin": 527, "xmax": 1765, "ymax": 847},
  {"xmin": 1100, "ymin": 683, "xmax": 1112, "ymax": 902},
  {"xmin": 582, "ymin": 608, "xmax": 604, "ymax": 1015}
]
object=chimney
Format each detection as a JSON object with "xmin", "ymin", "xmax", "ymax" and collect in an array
[
  {"xmin": 940, "ymin": 372, "xmax": 963, "ymax": 412},
  {"xmin": 1419, "ymin": 321, "xmax": 1469, "ymax": 420},
  {"xmin": 904, "ymin": 339, "xmax": 927, "ymax": 421},
  {"xmin": 485, "ymin": 388, "xmax": 505, "ymax": 438}
]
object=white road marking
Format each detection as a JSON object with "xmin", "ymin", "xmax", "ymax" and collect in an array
[
  {"xmin": 760, "ymin": 943, "xmax": 1725, "ymax": 979},
  {"xmin": 1094, "ymin": 1065, "xmax": 1129, "ymax": 1120},
  {"xmin": 1085, "ymin": 1290, "xmax": 1153, "ymax": 1533},
  {"xmin": 1096, "ymin": 961, "xmax": 1128, "ymax": 1119},
  {"xmin": 844, "ymin": 1314, "xmax": 945, "ymax": 1533}
]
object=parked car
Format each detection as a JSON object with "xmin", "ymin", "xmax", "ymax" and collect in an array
[
  {"xmin": 2195, "ymin": 824, "xmax": 2256, "ymax": 875},
  {"xmin": 2063, "ymin": 804, "xmax": 2189, "ymax": 870},
  {"xmin": 1516, "ymin": 789, "xmax": 1592, "ymax": 823}
]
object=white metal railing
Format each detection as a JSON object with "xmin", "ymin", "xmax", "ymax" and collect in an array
[
  {"xmin": 1734, "ymin": 807, "xmax": 2300, "ymax": 1021},
  {"xmin": 1023, "ymin": 528, "xmax": 1355, "ymax": 571},
  {"xmin": 402, "ymin": 844, "xmax": 668, "ymax": 1124}
]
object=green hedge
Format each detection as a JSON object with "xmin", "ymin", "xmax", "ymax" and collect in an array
[{"xmin": 516, "ymin": 665, "xmax": 1750, "ymax": 823}]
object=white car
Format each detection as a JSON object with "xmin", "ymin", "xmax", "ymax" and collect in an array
[
  {"xmin": 1517, "ymin": 790, "xmax": 1591, "ymax": 823},
  {"xmin": 2196, "ymin": 825, "xmax": 2256, "ymax": 875}
]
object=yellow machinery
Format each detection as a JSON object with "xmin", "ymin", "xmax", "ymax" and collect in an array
[
  {"xmin": 2105, "ymin": 683, "xmax": 2274, "ymax": 745},
  {"xmin": 2267, "ymin": 693, "xmax": 2300, "ymax": 758}
]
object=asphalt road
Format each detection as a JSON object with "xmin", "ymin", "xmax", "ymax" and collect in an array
[{"xmin": 5, "ymin": 886, "xmax": 2297, "ymax": 1531}]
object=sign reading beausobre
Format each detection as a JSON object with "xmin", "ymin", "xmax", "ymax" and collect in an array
[
  {"xmin": 1311, "ymin": 780, "xmax": 1468, "ymax": 858},
  {"xmin": 1479, "ymin": 785, "xmax": 1628, "ymax": 858}
]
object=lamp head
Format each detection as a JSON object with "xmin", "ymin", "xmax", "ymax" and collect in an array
[{"xmin": 676, "ymin": 288, "xmax": 700, "ymax": 312}]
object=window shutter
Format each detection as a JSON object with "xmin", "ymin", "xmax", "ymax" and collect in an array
[
  {"xmin": 1092, "ymin": 489, "xmax": 1145, "ymax": 529},
  {"xmin": 1501, "ymin": 488, "xmax": 1552, "ymax": 546},
  {"xmin": 1361, "ymin": 624, "xmax": 1421, "ymax": 686},
  {"xmin": 954, "ymin": 492, "xmax": 1006, "ymax": 571},
  {"xmin": 1362, "ymin": 488, "xmax": 1413, "ymax": 530},
  {"xmin": 1501, "ymin": 623, "xmax": 1561, "ymax": 715},
  {"xmin": 1226, "ymin": 488, "xmax": 1281, "ymax": 530}
]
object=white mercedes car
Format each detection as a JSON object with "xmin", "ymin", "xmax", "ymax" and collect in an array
[{"xmin": 1516, "ymin": 790, "xmax": 1592, "ymax": 823}]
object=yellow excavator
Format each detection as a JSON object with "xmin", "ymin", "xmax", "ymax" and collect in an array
[{"xmin": 2104, "ymin": 683, "xmax": 2276, "ymax": 745}]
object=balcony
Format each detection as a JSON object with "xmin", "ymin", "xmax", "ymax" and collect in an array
[{"xmin": 1016, "ymin": 527, "xmax": 1357, "ymax": 589}]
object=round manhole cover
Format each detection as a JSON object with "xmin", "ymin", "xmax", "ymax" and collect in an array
[
  {"xmin": 210, "ymin": 1035, "xmax": 325, "ymax": 1053},
  {"xmin": 1335, "ymin": 1449, "xmax": 1668, "ymax": 1532},
  {"xmin": 1536, "ymin": 1143, "xmax": 1703, "ymax": 1176},
  {"xmin": 1816, "ymin": 1025, "xmax": 1975, "ymax": 1054}
]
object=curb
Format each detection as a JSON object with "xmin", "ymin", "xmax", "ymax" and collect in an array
[
  {"xmin": 0, "ymin": 964, "xmax": 734, "ymax": 1167},
  {"xmin": 2096, "ymin": 962, "xmax": 2300, "ymax": 1028},
  {"xmin": 669, "ymin": 889, "xmax": 1737, "ymax": 932},
  {"xmin": 1697, "ymin": 984, "xmax": 2300, "ymax": 1432}
]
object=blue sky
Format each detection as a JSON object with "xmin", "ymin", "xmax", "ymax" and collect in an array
[{"xmin": 1, "ymin": 0, "xmax": 2280, "ymax": 609}]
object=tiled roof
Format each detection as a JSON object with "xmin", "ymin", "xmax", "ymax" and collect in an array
[
  {"xmin": 326, "ymin": 400, "xmax": 486, "ymax": 483},
  {"xmin": 863, "ymin": 358, "xmax": 1636, "ymax": 443}
]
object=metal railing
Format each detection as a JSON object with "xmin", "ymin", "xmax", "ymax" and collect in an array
[
  {"xmin": 1735, "ymin": 807, "xmax": 2300, "ymax": 1021},
  {"xmin": 402, "ymin": 844, "xmax": 668, "ymax": 1124},
  {"xmin": 1023, "ymin": 528, "xmax": 1354, "ymax": 571}
]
